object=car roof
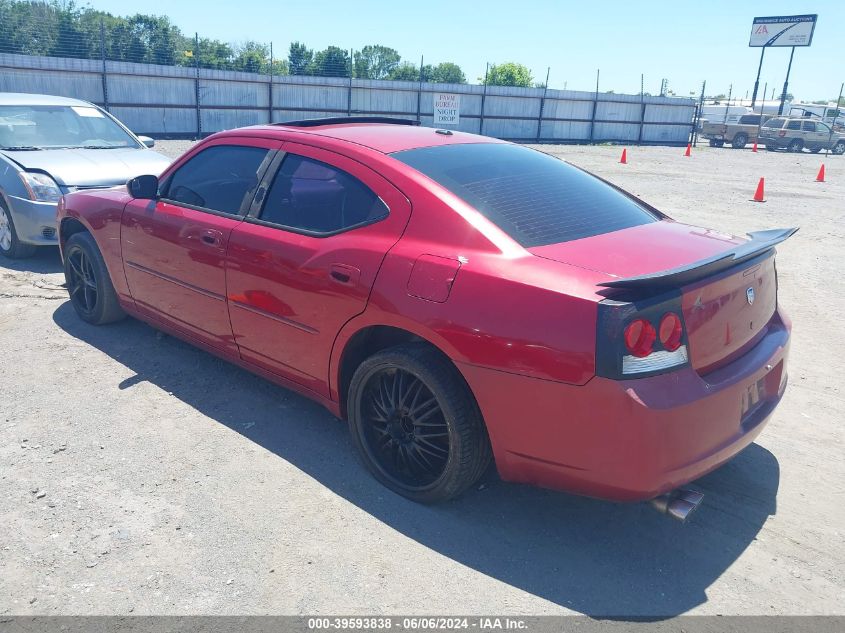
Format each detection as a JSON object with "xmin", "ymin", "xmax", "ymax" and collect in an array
[
  {"xmin": 242, "ymin": 121, "xmax": 503, "ymax": 154},
  {"xmin": 0, "ymin": 92, "xmax": 95, "ymax": 107}
]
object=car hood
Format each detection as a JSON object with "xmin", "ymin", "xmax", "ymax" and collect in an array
[
  {"xmin": 528, "ymin": 220, "xmax": 747, "ymax": 279},
  {"xmin": 1, "ymin": 147, "xmax": 171, "ymax": 188}
]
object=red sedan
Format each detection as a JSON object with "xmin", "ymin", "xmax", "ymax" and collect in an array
[{"xmin": 57, "ymin": 118, "xmax": 794, "ymax": 517}]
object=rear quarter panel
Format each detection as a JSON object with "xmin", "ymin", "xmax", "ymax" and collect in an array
[{"xmin": 328, "ymin": 155, "xmax": 607, "ymax": 400}]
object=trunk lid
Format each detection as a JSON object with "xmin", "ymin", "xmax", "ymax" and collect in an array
[{"xmin": 529, "ymin": 220, "xmax": 784, "ymax": 373}]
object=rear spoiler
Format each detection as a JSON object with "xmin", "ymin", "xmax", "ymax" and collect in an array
[{"xmin": 598, "ymin": 227, "xmax": 798, "ymax": 291}]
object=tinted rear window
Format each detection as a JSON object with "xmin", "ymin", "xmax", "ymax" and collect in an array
[
  {"xmin": 739, "ymin": 115, "xmax": 761, "ymax": 125},
  {"xmin": 392, "ymin": 143, "xmax": 657, "ymax": 248},
  {"xmin": 763, "ymin": 118, "xmax": 785, "ymax": 128}
]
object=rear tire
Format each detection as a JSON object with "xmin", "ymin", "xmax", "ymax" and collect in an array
[
  {"xmin": 787, "ymin": 139, "xmax": 803, "ymax": 153},
  {"xmin": 63, "ymin": 232, "xmax": 126, "ymax": 325},
  {"xmin": 347, "ymin": 344, "xmax": 492, "ymax": 503},
  {"xmin": 732, "ymin": 133, "xmax": 748, "ymax": 149},
  {"xmin": 833, "ymin": 142, "xmax": 845, "ymax": 156},
  {"xmin": 0, "ymin": 199, "xmax": 37, "ymax": 260}
]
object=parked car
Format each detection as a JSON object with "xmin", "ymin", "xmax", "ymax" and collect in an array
[
  {"xmin": 701, "ymin": 114, "xmax": 772, "ymax": 149},
  {"xmin": 58, "ymin": 118, "xmax": 794, "ymax": 518},
  {"xmin": 758, "ymin": 116, "xmax": 845, "ymax": 154},
  {"xmin": 0, "ymin": 92, "xmax": 171, "ymax": 258}
]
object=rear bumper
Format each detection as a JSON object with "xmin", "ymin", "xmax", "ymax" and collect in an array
[
  {"xmin": 5, "ymin": 195, "xmax": 59, "ymax": 245},
  {"xmin": 458, "ymin": 309, "xmax": 790, "ymax": 502}
]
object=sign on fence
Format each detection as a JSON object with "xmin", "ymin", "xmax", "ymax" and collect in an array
[
  {"xmin": 433, "ymin": 93, "xmax": 460, "ymax": 126},
  {"xmin": 749, "ymin": 14, "xmax": 817, "ymax": 47}
]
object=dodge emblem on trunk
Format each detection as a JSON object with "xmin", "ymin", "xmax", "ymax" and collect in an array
[{"xmin": 746, "ymin": 287, "xmax": 755, "ymax": 305}]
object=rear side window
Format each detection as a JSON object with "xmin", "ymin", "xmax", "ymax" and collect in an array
[
  {"xmin": 258, "ymin": 154, "xmax": 388, "ymax": 235},
  {"xmin": 163, "ymin": 145, "xmax": 271, "ymax": 215},
  {"xmin": 786, "ymin": 120, "xmax": 802, "ymax": 131},
  {"xmin": 392, "ymin": 143, "xmax": 657, "ymax": 248},
  {"xmin": 802, "ymin": 121, "xmax": 816, "ymax": 132},
  {"xmin": 739, "ymin": 115, "xmax": 760, "ymax": 125},
  {"xmin": 763, "ymin": 118, "xmax": 785, "ymax": 128}
]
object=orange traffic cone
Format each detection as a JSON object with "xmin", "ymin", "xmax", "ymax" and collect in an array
[
  {"xmin": 816, "ymin": 164, "xmax": 825, "ymax": 182},
  {"xmin": 752, "ymin": 177, "xmax": 766, "ymax": 202},
  {"xmin": 684, "ymin": 143, "xmax": 691, "ymax": 157},
  {"xmin": 752, "ymin": 141, "xmax": 758, "ymax": 153},
  {"xmin": 620, "ymin": 148, "xmax": 627, "ymax": 164}
]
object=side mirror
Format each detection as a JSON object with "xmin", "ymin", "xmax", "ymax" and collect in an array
[
  {"xmin": 127, "ymin": 174, "xmax": 159, "ymax": 200},
  {"xmin": 137, "ymin": 135, "xmax": 155, "ymax": 148}
]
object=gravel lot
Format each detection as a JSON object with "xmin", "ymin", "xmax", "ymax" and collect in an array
[{"xmin": 1, "ymin": 140, "xmax": 843, "ymax": 616}]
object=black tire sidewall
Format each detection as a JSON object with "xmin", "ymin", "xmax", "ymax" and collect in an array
[
  {"xmin": 732, "ymin": 134, "xmax": 747, "ymax": 149},
  {"xmin": 64, "ymin": 232, "xmax": 124, "ymax": 325},
  {"xmin": 347, "ymin": 345, "xmax": 486, "ymax": 503},
  {"xmin": 788, "ymin": 139, "xmax": 803, "ymax": 152}
]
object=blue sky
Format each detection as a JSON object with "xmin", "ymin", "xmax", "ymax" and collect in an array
[{"xmin": 83, "ymin": 0, "xmax": 842, "ymax": 101}]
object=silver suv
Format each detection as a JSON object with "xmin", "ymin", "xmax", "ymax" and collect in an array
[{"xmin": 758, "ymin": 116, "xmax": 845, "ymax": 154}]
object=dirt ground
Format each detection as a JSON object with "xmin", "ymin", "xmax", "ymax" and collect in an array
[{"xmin": 1, "ymin": 140, "xmax": 843, "ymax": 617}]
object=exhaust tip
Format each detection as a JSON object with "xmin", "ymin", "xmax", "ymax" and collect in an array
[{"xmin": 649, "ymin": 488, "xmax": 704, "ymax": 522}]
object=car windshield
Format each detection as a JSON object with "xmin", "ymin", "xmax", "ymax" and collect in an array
[
  {"xmin": 392, "ymin": 142, "xmax": 658, "ymax": 248},
  {"xmin": 0, "ymin": 104, "xmax": 139, "ymax": 150}
]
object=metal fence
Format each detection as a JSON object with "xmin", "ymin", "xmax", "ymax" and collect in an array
[
  {"xmin": 0, "ymin": 11, "xmax": 697, "ymax": 143},
  {"xmin": 0, "ymin": 51, "xmax": 697, "ymax": 144}
]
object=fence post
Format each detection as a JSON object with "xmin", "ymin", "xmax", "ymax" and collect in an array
[
  {"xmin": 348, "ymin": 49, "xmax": 353, "ymax": 116},
  {"xmin": 693, "ymin": 80, "xmax": 706, "ymax": 147},
  {"xmin": 194, "ymin": 33, "xmax": 202, "ymax": 139},
  {"xmin": 99, "ymin": 19, "xmax": 109, "ymax": 111},
  {"xmin": 638, "ymin": 73, "xmax": 645, "ymax": 146},
  {"xmin": 268, "ymin": 42, "xmax": 274, "ymax": 124},
  {"xmin": 416, "ymin": 55, "xmax": 424, "ymax": 123},
  {"xmin": 535, "ymin": 66, "xmax": 550, "ymax": 143},
  {"xmin": 589, "ymin": 69, "xmax": 599, "ymax": 144},
  {"xmin": 480, "ymin": 62, "xmax": 489, "ymax": 136}
]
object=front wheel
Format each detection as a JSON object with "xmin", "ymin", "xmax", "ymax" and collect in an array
[
  {"xmin": 347, "ymin": 344, "xmax": 492, "ymax": 503},
  {"xmin": 0, "ymin": 200, "xmax": 36, "ymax": 259},
  {"xmin": 732, "ymin": 133, "xmax": 748, "ymax": 149},
  {"xmin": 64, "ymin": 232, "xmax": 126, "ymax": 325},
  {"xmin": 833, "ymin": 142, "xmax": 845, "ymax": 156}
]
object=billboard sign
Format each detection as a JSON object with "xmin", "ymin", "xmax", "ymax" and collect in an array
[
  {"xmin": 433, "ymin": 93, "xmax": 460, "ymax": 126},
  {"xmin": 749, "ymin": 14, "xmax": 817, "ymax": 47}
]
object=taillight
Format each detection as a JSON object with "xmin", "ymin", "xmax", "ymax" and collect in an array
[
  {"xmin": 658, "ymin": 312, "xmax": 683, "ymax": 351},
  {"xmin": 623, "ymin": 319, "xmax": 656, "ymax": 357},
  {"xmin": 596, "ymin": 295, "xmax": 690, "ymax": 379}
]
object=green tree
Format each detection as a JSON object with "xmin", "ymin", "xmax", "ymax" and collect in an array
[
  {"xmin": 353, "ymin": 44, "xmax": 400, "ymax": 79},
  {"xmin": 312, "ymin": 46, "xmax": 350, "ymax": 77},
  {"xmin": 51, "ymin": 2, "xmax": 95, "ymax": 59},
  {"xmin": 481, "ymin": 62, "xmax": 533, "ymax": 87},
  {"xmin": 0, "ymin": 0, "xmax": 59, "ymax": 56},
  {"xmin": 427, "ymin": 62, "xmax": 465, "ymax": 84},
  {"xmin": 233, "ymin": 40, "xmax": 268, "ymax": 73},
  {"xmin": 388, "ymin": 62, "xmax": 421, "ymax": 81},
  {"xmin": 288, "ymin": 41, "xmax": 313, "ymax": 75}
]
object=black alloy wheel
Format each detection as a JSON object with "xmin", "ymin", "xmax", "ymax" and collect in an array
[{"xmin": 348, "ymin": 344, "xmax": 491, "ymax": 503}]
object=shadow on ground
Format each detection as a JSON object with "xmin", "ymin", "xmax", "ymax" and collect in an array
[
  {"xmin": 53, "ymin": 302, "xmax": 780, "ymax": 617},
  {"xmin": 0, "ymin": 247, "xmax": 63, "ymax": 274}
]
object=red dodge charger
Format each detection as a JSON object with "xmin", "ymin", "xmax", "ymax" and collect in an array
[{"xmin": 57, "ymin": 118, "xmax": 794, "ymax": 518}]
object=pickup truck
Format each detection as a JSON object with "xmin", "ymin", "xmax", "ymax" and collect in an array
[{"xmin": 700, "ymin": 114, "xmax": 771, "ymax": 149}]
